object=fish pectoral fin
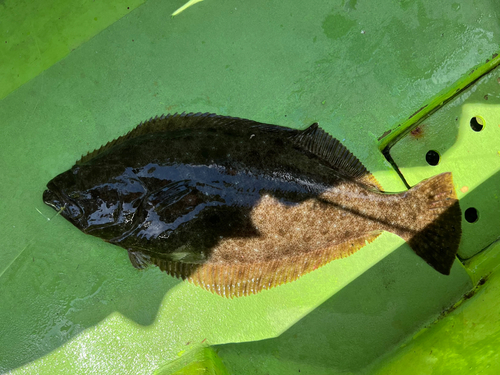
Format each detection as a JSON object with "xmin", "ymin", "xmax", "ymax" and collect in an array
[
  {"xmin": 127, "ymin": 248, "xmax": 205, "ymax": 280},
  {"xmin": 127, "ymin": 249, "xmax": 151, "ymax": 269},
  {"xmin": 290, "ymin": 123, "xmax": 383, "ymax": 190}
]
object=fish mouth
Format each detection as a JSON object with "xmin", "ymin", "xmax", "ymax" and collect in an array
[
  {"xmin": 43, "ymin": 188, "xmax": 65, "ymax": 211},
  {"xmin": 43, "ymin": 184, "xmax": 83, "ymax": 223}
]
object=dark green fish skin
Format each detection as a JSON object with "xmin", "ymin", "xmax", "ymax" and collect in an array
[{"xmin": 43, "ymin": 113, "xmax": 461, "ymax": 297}]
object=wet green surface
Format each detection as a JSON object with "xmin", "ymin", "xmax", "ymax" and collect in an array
[
  {"xmin": 156, "ymin": 346, "xmax": 229, "ymax": 375},
  {"xmin": 215, "ymin": 251, "xmax": 470, "ymax": 374},
  {"xmin": 1, "ymin": 0, "xmax": 499, "ymax": 373},
  {"xmin": 377, "ymin": 53, "xmax": 500, "ymax": 150},
  {"xmin": 370, "ymin": 239, "xmax": 500, "ymax": 375},
  {"xmin": 0, "ymin": 0, "xmax": 146, "ymax": 100}
]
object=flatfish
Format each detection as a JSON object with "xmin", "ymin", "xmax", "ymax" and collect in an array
[{"xmin": 43, "ymin": 113, "xmax": 461, "ymax": 297}]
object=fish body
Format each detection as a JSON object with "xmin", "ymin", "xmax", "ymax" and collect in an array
[{"xmin": 43, "ymin": 113, "xmax": 461, "ymax": 297}]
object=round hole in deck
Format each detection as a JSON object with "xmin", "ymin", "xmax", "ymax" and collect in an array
[
  {"xmin": 470, "ymin": 116, "xmax": 484, "ymax": 132},
  {"xmin": 425, "ymin": 150, "xmax": 440, "ymax": 166},
  {"xmin": 465, "ymin": 207, "xmax": 479, "ymax": 223}
]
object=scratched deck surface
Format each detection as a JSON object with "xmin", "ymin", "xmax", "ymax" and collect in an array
[{"xmin": 0, "ymin": 0, "xmax": 499, "ymax": 373}]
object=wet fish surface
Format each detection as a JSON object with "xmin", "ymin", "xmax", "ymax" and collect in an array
[{"xmin": 43, "ymin": 113, "xmax": 462, "ymax": 297}]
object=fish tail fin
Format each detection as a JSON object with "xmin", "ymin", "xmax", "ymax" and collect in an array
[{"xmin": 405, "ymin": 172, "xmax": 461, "ymax": 275}]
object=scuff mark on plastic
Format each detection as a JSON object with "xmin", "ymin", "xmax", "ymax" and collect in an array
[
  {"xmin": 409, "ymin": 105, "xmax": 428, "ymax": 119},
  {"xmin": 377, "ymin": 129, "xmax": 392, "ymax": 141}
]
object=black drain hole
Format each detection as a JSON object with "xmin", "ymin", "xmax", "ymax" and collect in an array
[
  {"xmin": 425, "ymin": 150, "xmax": 440, "ymax": 166},
  {"xmin": 465, "ymin": 207, "xmax": 479, "ymax": 223},
  {"xmin": 470, "ymin": 116, "xmax": 484, "ymax": 132}
]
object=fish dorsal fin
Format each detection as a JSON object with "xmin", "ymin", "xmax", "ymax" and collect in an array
[
  {"xmin": 291, "ymin": 123, "xmax": 383, "ymax": 190},
  {"xmin": 76, "ymin": 112, "xmax": 282, "ymax": 165}
]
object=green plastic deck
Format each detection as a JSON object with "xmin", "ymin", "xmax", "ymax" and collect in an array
[
  {"xmin": 155, "ymin": 347, "xmax": 229, "ymax": 375},
  {"xmin": 1, "ymin": 0, "xmax": 499, "ymax": 373},
  {"xmin": 0, "ymin": 0, "xmax": 146, "ymax": 101},
  {"xmin": 390, "ymin": 66, "xmax": 500, "ymax": 260},
  {"xmin": 370, "ymin": 239, "xmax": 500, "ymax": 375}
]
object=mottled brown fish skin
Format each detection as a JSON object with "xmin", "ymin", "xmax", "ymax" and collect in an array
[
  {"xmin": 43, "ymin": 113, "xmax": 461, "ymax": 298},
  {"xmin": 139, "ymin": 173, "xmax": 459, "ymax": 297},
  {"xmin": 197, "ymin": 180, "xmax": 445, "ymax": 265}
]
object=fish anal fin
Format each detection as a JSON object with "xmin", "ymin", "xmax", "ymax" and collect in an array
[
  {"xmin": 128, "ymin": 250, "xmax": 151, "ymax": 269},
  {"xmin": 182, "ymin": 231, "xmax": 382, "ymax": 298},
  {"xmin": 127, "ymin": 231, "xmax": 381, "ymax": 297},
  {"xmin": 291, "ymin": 123, "xmax": 383, "ymax": 191}
]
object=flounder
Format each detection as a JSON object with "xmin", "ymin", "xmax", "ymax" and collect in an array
[{"xmin": 43, "ymin": 113, "xmax": 461, "ymax": 297}]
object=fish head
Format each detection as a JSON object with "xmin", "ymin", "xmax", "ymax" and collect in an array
[
  {"xmin": 43, "ymin": 165, "xmax": 145, "ymax": 239},
  {"xmin": 43, "ymin": 167, "xmax": 86, "ymax": 225}
]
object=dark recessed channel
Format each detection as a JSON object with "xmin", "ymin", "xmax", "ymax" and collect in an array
[
  {"xmin": 465, "ymin": 207, "xmax": 479, "ymax": 223},
  {"xmin": 470, "ymin": 116, "xmax": 484, "ymax": 132},
  {"xmin": 425, "ymin": 150, "xmax": 440, "ymax": 166}
]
